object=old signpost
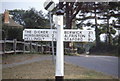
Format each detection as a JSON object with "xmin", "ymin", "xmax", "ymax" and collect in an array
[{"xmin": 23, "ymin": 0, "xmax": 95, "ymax": 81}]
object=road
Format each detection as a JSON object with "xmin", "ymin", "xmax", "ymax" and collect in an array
[
  {"xmin": 3, "ymin": 55, "xmax": 119, "ymax": 78},
  {"xmin": 65, "ymin": 55, "xmax": 119, "ymax": 78}
]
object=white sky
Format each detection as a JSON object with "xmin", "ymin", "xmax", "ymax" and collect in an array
[
  {"xmin": 1, "ymin": 0, "xmax": 120, "ymax": 13},
  {"xmin": 1, "ymin": 0, "xmax": 119, "ymax": 13},
  {"xmin": 0, "ymin": 0, "xmax": 59, "ymax": 13}
]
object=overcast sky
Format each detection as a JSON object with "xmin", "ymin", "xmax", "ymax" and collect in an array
[
  {"xmin": 0, "ymin": 0, "xmax": 59, "ymax": 13},
  {"xmin": 1, "ymin": 0, "xmax": 120, "ymax": 13}
]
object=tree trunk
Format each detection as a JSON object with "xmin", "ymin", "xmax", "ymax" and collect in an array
[
  {"xmin": 107, "ymin": 10, "xmax": 111, "ymax": 45},
  {"xmin": 66, "ymin": 2, "xmax": 72, "ymax": 29},
  {"xmin": 94, "ymin": 4, "xmax": 100, "ymax": 47},
  {"xmin": 65, "ymin": 2, "xmax": 71, "ymax": 49}
]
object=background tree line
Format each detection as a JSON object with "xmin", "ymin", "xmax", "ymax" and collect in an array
[
  {"xmin": 2, "ymin": 8, "xmax": 50, "ymax": 41},
  {"xmin": 9, "ymin": 8, "xmax": 50, "ymax": 29},
  {"xmin": 55, "ymin": 2, "xmax": 120, "ymax": 55}
]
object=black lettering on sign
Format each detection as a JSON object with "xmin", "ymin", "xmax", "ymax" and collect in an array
[
  {"xmin": 34, "ymin": 38, "xmax": 38, "ymax": 40},
  {"xmin": 25, "ymin": 30, "xmax": 31, "ymax": 33},
  {"xmin": 79, "ymin": 31, "xmax": 82, "ymax": 34},
  {"xmin": 70, "ymin": 38, "xmax": 72, "ymax": 41},
  {"xmin": 88, "ymin": 38, "xmax": 93, "ymax": 42},
  {"xmin": 72, "ymin": 31, "xmax": 76, "ymax": 34},
  {"xmin": 64, "ymin": 31, "xmax": 67, "ymax": 34},
  {"xmin": 41, "ymin": 31, "xmax": 45, "ymax": 33},
  {"xmin": 24, "ymin": 38, "xmax": 28, "ymax": 40},
  {"xmin": 24, "ymin": 35, "xmax": 28, "ymax": 37},
  {"xmin": 52, "ymin": 34, "xmax": 54, "ymax": 37},
  {"xmin": 82, "ymin": 35, "xmax": 85, "ymax": 38},
  {"xmin": 64, "ymin": 38, "xmax": 68, "ymax": 40},
  {"xmin": 64, "ymin": 34, "xmax": 68, "ymax": 37},
  {"xmin": 34, "ymin": 30, "xmax": 37, "ymax": 34},
  {"xmin": 78, "ymin": 38, "xmax": 82, "ymax": 41},
  {"xmin": 36, "ymin": 34, "xmax": 49, "ymax": 37},
  {"xmin": 46, "ymin": 34, "xmax": 49, "ymax": 37},
  {"xmin": 88, "ymin": 31, "xmax": 94, "ymax": 42},
  {"xmin": 46, "ymin": 31, "xmax": 48, "ymax": 33},
  {"xmin": 34, "ymin": 37, "xmax": 42, "ymax": 41}
]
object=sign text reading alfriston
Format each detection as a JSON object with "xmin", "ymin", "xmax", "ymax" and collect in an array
[{"xmin": 23, "ymin": 29, "xmax": 95, "ymax": 42}]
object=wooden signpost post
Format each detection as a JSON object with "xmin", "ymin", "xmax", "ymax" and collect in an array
[
  {"xmin": 23, "ymin": 0, "xmax": 95, "ymax": 81},
  {"xmin": 55, "ymin": 9, "xmax": 64, "ymax": 81}
]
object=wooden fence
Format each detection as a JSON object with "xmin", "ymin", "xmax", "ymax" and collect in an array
[{"xmin": 0, "ymin": 39, "xmax": 53, "ymax": 54}]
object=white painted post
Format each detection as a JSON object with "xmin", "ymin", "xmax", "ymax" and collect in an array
[{"xmin": 55, "ymin": 15, "xmax": 64, "ymax": 80}]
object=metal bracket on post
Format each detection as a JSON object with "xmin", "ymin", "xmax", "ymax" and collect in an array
[
  {"xmin": 44, "ymin": 0, "xmax": 56, "ymax": 64},
  {"xmin": 49, "ymin": 12, "xmax": 55, "ymax": 64}
]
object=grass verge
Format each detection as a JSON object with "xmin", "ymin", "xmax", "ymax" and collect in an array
[{"xmin": 2, "ymin": 60, "xmax": 116, "ymax": 79}]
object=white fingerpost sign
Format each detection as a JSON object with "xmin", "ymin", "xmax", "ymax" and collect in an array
[
  {"xmin": 44, "ymin": 0, "xmax": 55, "ymax": 11},
  {"xmin": 23, "ymin": 29, "xmax": 95, "ymax": 42}
]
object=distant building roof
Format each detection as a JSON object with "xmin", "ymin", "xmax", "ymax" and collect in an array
[{"xmin": 3, "ymin": 10, "xmax": 23, "ymax": 27}]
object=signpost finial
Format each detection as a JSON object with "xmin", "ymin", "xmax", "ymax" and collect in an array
[{"xmin": 56, "ymin": 9, "xmax": 64, "ymax": 15}]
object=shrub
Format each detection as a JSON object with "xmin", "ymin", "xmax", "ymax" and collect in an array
[{"xmin": 2, "ymin": 25, "xmax": 23, "ymax": 41}]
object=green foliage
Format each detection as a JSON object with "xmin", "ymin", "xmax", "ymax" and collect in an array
[
  {"xmin": 75, "ymin": 2, "xmax": 119, "ymax": 46},
  {"xmin": 2, "ymin": 25, "xmax": 8, "ymax": 39},
  {"xmin": 109, "ymin": 2, "xmax": 120, "ymax": 10},
  {"xmin": 9, "ymin": 8, "xmax": 49, "ymax": 29},
  {"xmin": 7, "ymin": 27, "xmax": 23, "ymax": 40},
  {"xmin": 77, "ymin": 47, "xmax": 85, "ymax": 54},
  {"xmin": 113, "ymin": 35, "xmax": 119, "ymax": 46},
  {"xmin": 90, "ymin": 41, "xmax": 119, "ymax": 56},
  {"xmin": 110, "ymin": 27, "xmax": 116, "ymax": 35},
  {"xmin": 2, "ymin": 25, "xmax": 23, "ymax": 40},
  {"xmin": 99, "ymin": 25, "xmax": 116, "ymax": 35}
]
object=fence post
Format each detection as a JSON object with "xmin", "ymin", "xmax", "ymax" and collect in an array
[
  {"xmin": 3, "ymin": 38, "xmax": 6, "ymax": 54},
  {"xmin": 49, "ymin": 44, "xmax": 51, "ymax": 54},
  {"xmin": 30, "ymin": 42, "xmax": 32, "ymax": 53},
  {"xmin": 13, "ymin": 39, "xmax": 17, "ymax": 54},
  {"xmin": 23, "ymin": 41, "xmax": 25, "ymax": 54},
  {"xmin": 41, "ymin": 42, "xmax": 43, "ymax": 54},
  {"xmin": 36, "ymin": 42, "xmax": 38, "ymax": 53}
]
